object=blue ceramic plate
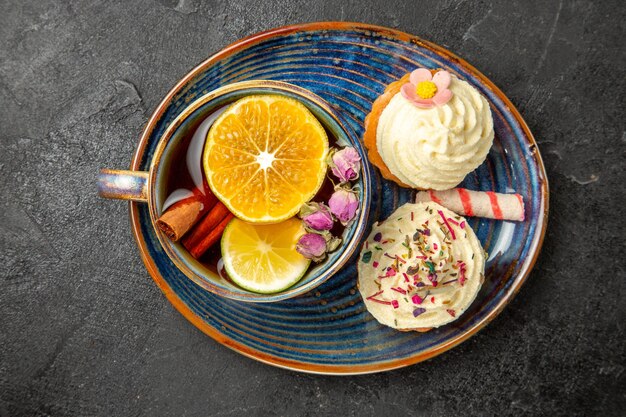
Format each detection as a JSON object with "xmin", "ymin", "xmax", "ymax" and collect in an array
[{"xmin": 129, "ymin": 22, "xmax": 548, "ymax": 374}]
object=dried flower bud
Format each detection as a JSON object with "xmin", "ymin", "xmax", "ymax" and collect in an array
[
  {"xmin": 296, "ymin": 233, "xmax": 328, "ymax": 262},
  {"xmin": 328, "ymin": 147, "xmax": 361, "ymax": 183},
  {"xmin": 299, "ymin": 202, "xmax": 334, "ymax": 231},
  {"xmin": 326, "ymin": 235, "xmax": 342, "ymax": 252},
  {"xmin": 328, "ymin": 187, "xmax": 359, "ymax": 225}
]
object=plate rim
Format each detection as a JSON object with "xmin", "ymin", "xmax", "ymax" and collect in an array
[{"xmin": 128, "ymin": 21, "xmax": 549, "ymax": 375}]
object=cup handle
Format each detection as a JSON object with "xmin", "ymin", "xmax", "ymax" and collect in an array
[{"xmin": 97, "ymin": 169, "xmax": 149, "ymax": 202}]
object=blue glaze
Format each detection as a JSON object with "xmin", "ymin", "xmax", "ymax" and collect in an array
[{"xmin": 132, "ymin": 25, "xmax": 547, "ymax": 372}]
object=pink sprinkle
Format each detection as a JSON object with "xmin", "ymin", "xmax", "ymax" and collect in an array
[
  {"xmin": 385, "ymin": 268, "xmax": 396, "ymax": 277},
  {"xmin": 447, "ymin": 218, "xmax": 460, "ymax": 226},
  {"xmin": 446, "ymin": 309, "xmax": 456, "ymax": 317},
  {"xmin": 366, "ymin": 290, "xmax": 384, "ymax": 300},
  {"xmin": 391, "ymin": 287, "xmax": 406, "ymax": 295},
  {"xmin": 412, "ymin": 294, "xmax": 424, "ymax": 305},
  {"xmin": 459, "ymin": 263, "xmax": 467, "ymax": 286},
  {"xmin": 460, "ymin": 221, "xmax": 466, "ymax": 229},
  {"xmin": 366, "ymin": 291, "xmax": 391, "ymax": 305},
  {"xmin": 372, "ymin": 261, "xmax": 379, "ymax": 268},
  {"xmin": 431, "ymin": 296, "xmax": 435, "ymax": 303},
  {"xmin": 438, "ymin": 210, "xmax": 456, "ymax": 240},
  {"xmin": 369, "ymin": 298, "xmax": 392, "ymax": 306},
  {"xmin": 416, "ymin": 255, "xmax": 427, "ymax": 259},
  {"xmin": 391, "ymin": 300, "xmax": 399, "ymax": 309},
  {"xmin": 402, "ymin": 272, "xmax": 410, "ymax": 282},
  {"xmin": 433, "ymin": 243, "xmax": 438, "ymax": 250}
]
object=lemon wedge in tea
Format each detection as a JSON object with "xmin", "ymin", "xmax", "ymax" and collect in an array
[
  {"xmin": 221, "ymin": 217, "xmax": 310, "ymax": 293},
  {"xmin": 203, "ymin": 95, "xmax": 329, "ymax": 224}
]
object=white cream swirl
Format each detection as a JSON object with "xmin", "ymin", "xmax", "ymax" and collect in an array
[
  {"xmin": 357, "ymin": 202, "xmax": 485, "ymax": 330},
  {"xmin": 376, "ymin": 75, "xmax": 494, "ymax": 190}
]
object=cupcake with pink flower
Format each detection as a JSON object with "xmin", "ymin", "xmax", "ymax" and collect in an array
[{"xmin": 363, "ymin": 68, "xmax": 494, "ymax": 190}]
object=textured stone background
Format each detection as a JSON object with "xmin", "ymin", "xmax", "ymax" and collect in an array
[{"xmin": 1, "ymin": 0, "xmax": 624, "ymax": 416}]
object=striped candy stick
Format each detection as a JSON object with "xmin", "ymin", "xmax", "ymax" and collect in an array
[{"xmin": 415, "ymin": 188, "xmax": 525, "ymax": 221}]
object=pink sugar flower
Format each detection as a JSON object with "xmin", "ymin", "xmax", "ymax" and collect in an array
[{"xmin": 400, "ymin": 68, "xmax": 453, "ymax": 109}]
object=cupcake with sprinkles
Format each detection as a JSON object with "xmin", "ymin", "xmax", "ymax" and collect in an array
[{"xmin": 357, "ymin": 202, "xmax": 486, "ymax": 331}]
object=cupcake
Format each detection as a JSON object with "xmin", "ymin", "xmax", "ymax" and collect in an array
[
  {"xmin": 357, "ymin": 202, "xmax": 485, "ymax": 331},
  {"xmin": 363, "ymin": 68, "xmax": 494, "ymax": 190}
]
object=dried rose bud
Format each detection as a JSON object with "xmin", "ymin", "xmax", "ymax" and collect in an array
[
  {"xmin": 299, "ymin": 202, "xmax": 334, "ymax": 231},
  {"xmin": 296, "ymin": 233, "xmax": 328, "ymax": 262},
  {"xmin": 326, "ymin": 235, "xmax": 342, "ymax": 252},
  {"xmin": 329, "ymin": 147, "xmax": 361, "ymax": 183},
  {"xmin": 328, "ymin": 187, "xmax": 359, "ymax": 225}
]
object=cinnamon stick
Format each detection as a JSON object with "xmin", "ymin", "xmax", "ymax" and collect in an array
[
  {"xmin": 181, "ymin": 201, "xmax": 232, "ymax": 256},
  {"xmin": 156, "ymin": 189, "xmax": 217, "ymax": 241},
  {"xmin": 184, "ymin": 209, "xmax": 234, "ymax": 259}
]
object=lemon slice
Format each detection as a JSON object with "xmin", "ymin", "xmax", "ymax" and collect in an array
[
  {"xmin": 204, "ymin": 95, "xmax": 329, "ymax": 224},
  {"xmin": 221, "ymin": 217, "xmax": 310, "ymax": 293}
]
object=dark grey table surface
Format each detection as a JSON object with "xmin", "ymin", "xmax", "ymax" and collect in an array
[{"xmin": 1, "ymin": 0, "xmax": 624, "ymax": 416}]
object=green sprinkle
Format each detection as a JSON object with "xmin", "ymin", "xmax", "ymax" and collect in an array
[
  {"xmin": 404, "ymin": 235, "xmax": 413, "ymax": 258},
  {"xmin": 375, "ymin": 246, "xmax": 383, "ymax": 251},
  {"xmin": 361, "ymin": 251, "xmax": 372, "ymax": 263}
]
